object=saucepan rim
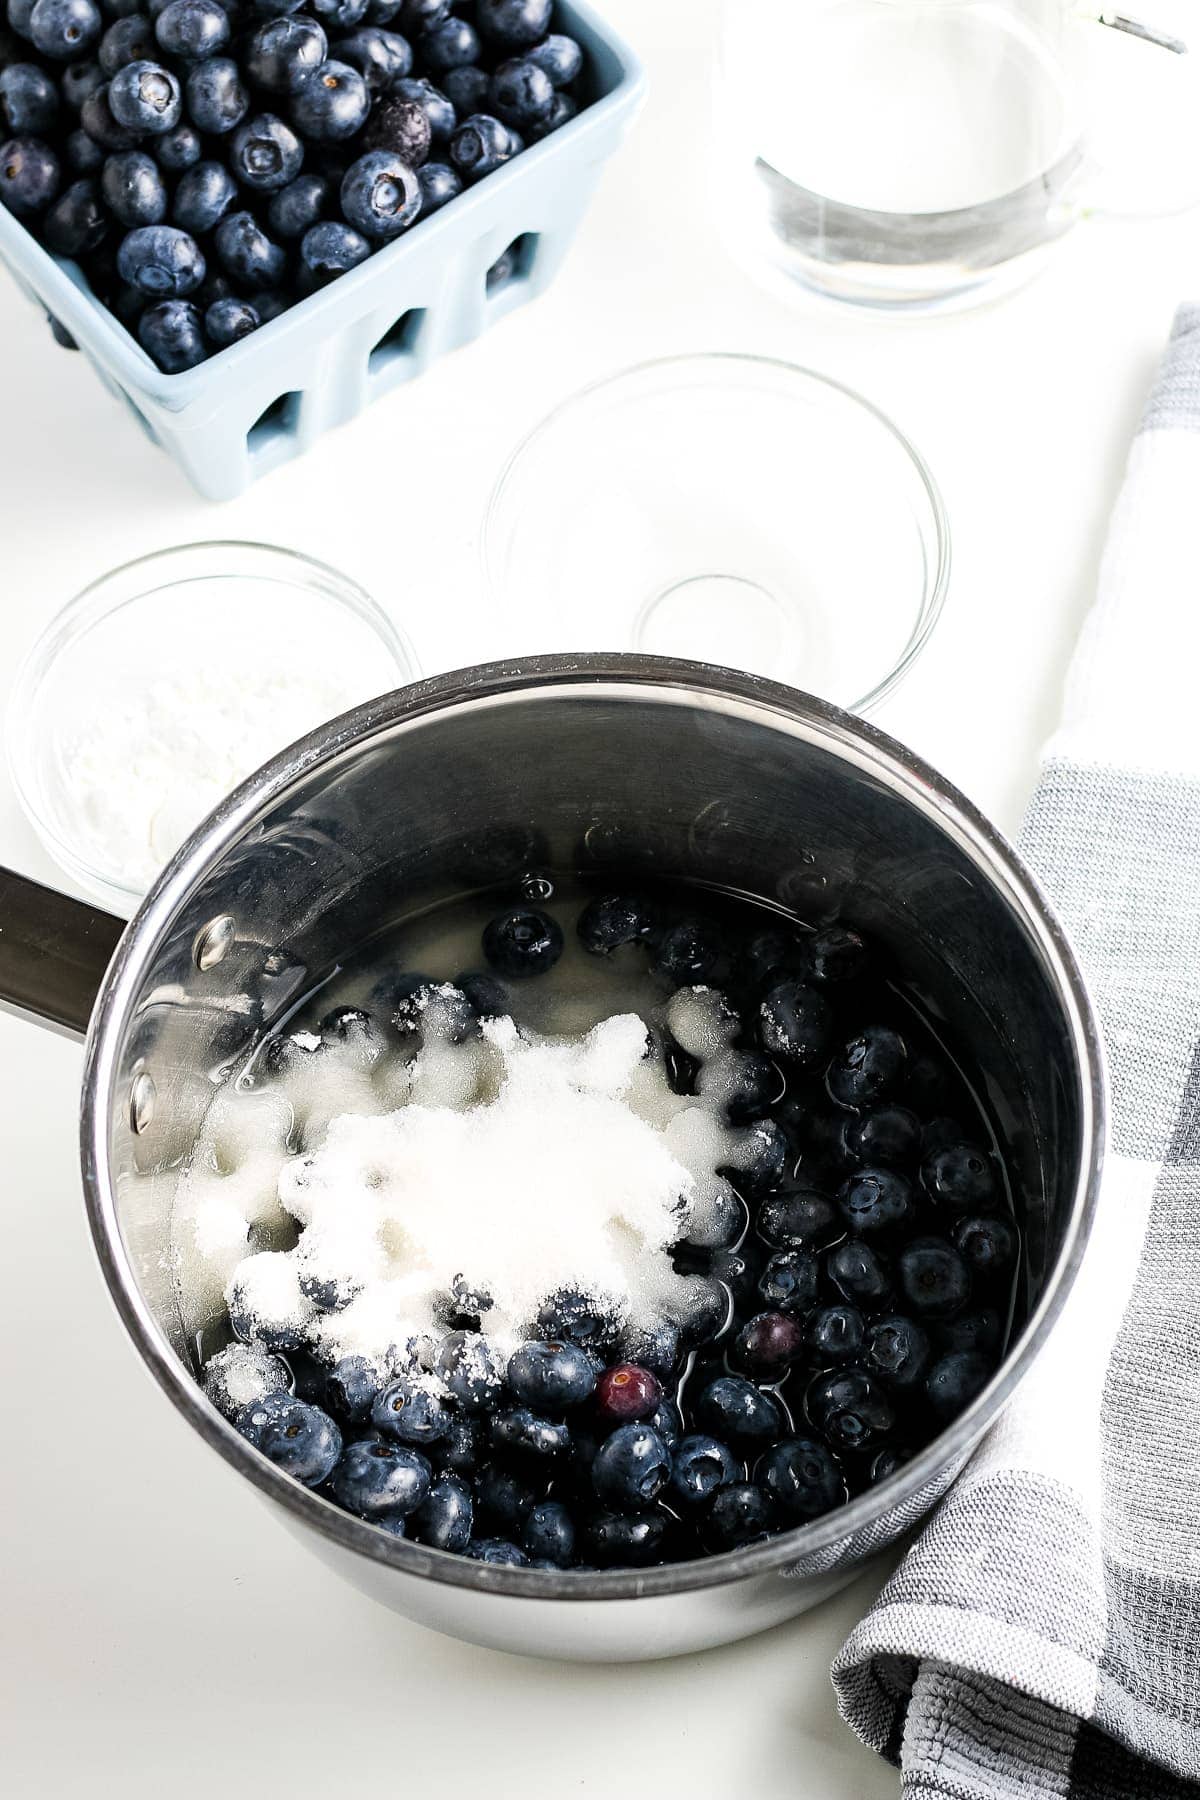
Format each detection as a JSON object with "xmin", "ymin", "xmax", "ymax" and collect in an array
[{"xmin": 80, "ymin": 654, "xmax": 1105, "ymax": 1604}]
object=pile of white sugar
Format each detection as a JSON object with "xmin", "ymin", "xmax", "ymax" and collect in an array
[{"xmin": 174, "ymin": 987, "xmax": 761, "ymax": 1377}]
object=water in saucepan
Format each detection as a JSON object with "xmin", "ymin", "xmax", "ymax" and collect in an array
[{"xmin": 174, "ymin": 872, "xmax": 1021, "ymax": 1570}]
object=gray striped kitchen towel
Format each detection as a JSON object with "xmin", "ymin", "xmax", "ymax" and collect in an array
[{"xmin": 833, "ymin": 302, "xmax": 1200, "ymax": 1798}]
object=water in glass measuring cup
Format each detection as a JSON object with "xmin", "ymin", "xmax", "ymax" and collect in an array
[{"xmin": 721, "ymin": 0, "xmax": 1087, "ymax": 309}]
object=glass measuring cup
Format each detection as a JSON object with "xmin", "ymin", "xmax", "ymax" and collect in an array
[{"xmin": 718, "ymin": 0, "xmax": 1200, "ymax": 310}]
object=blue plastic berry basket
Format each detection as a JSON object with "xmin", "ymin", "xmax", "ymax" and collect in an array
[{"xmin": 0, "ymin": 0, "xmax": 644, "ymax": 501}]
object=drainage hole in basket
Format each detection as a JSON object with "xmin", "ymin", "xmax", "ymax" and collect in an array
[
  {"xmin": 368, "ymin": 308, "xmax": 427, "ymax": 376},
  {"xmin": 248, "ymin": 392, "xmax": 301, "ymax": 455},
  {"xmin": 487, "ymin": 234, "xmax": 539, "ymax": 296}
]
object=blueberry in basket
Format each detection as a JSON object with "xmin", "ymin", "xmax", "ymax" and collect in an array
[
  {"xmin": 185, "ymin": 876, "xmax": 1021, "ymax": 1574},
  {"xmin": 0, "ymin": 0, "xmax": 590, "ymax": 368}
]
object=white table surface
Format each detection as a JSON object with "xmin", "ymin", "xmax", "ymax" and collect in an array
[{"xmin": 2, "ymin": 3, "xmax": 1198, "ymax": 1793}]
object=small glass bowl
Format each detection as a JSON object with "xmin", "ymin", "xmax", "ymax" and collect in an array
[
  {"xmin": 7, "ymin": 541, "xmax": 418, "ymax": 915},
  {"xmin": 483, "ymin": 353, "xmax": 950, "ymax": 712}
]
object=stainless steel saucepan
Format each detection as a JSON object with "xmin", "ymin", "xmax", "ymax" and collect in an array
[{"xmin": 0, "ymin": 655, "xmax": 1104, "ymax": 1662}]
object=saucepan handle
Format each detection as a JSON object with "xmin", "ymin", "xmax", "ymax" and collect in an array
[{"xmin": 0, "ymin": 867, "xmax": 126, "ymax": 1039}]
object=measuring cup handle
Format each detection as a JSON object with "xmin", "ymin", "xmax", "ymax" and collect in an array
[
  {"xmin": 1073, "ymin": 3, "xmax": 1200, "ymax": 219},
  {"xmin": 0, "ymin": 868, "xmax": 124, "ymax": 1038}
]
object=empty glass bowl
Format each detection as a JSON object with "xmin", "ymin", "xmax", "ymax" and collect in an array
[
  {"xmin": 7, "ymin": 541, "xmax": 417, "ymax": 914},
  {"xmin": 483, "ymin": 353, "xmax": 949, "ymax": 712}
]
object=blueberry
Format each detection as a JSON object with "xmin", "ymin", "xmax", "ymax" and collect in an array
[
  {"xmin": 98, "ymin": 12, "xmax": 153, "ymax": 71},
  {"xmin": 48, "ymin": 314, "xmax": 79, "ymax": 350},
  {"xmin": 733, "ymin": 1310, "xmax": 806, "ymax": 1377},
  {"xmin": 845, "ymin": 1105, "xmax": 921, "ymax": 1168},
  {"xmin": 416, "ymin": 12, "xmax": 476, "ymax": 70},
  {"xmin": 522, "ymin": 1499, "xmax": 574, "ymax": 1565},
  {"xmin": 111, "ymin": 281, "xmax": 146, "ymax": 329},
  {"xmin": 922, "ymin": 1142, "xmax": 1000, "ymax": 1212},
  {"xmin": 526, "ymin": 88, "xmax": 574, "ymax": 141},
  {"xmin": 481, "ymin": 906, "xmax": 563, "ymax": 978},
  {"xmin": 435, "ymin": 1330, "xmax": 503, "ymax": 1411},
  {"xmin": 507, "ymin": 1339, "xmax": 596, "ymax": 1412},
  {"xmin": 267, "ymin": 169, "xmax": 328, "ymax": 235},
  {"xmin": 5, "ymin": 0, "xmax": 36, "ymax": 34},
  {"xmin": 153, "ymin": 118, "xmax": 199, "ymax": 167},
  {"xmin": 215, "ymin": 209, "xmax": 286, "ymax": 285},
  {"xmin": 168, "ymin": 158, "xmax": 234, "ymax": 233},
  {"xmin": 651, "ymin": 918, "xmax": 722, "ymax": 988},
  {"xmin": 448, "ymin": 109, "xmax": 514, "ymax": 182},
  {"xmin": 703, "ymin": 1480, "xmax": 772, "ymax": 1550},
  {"xmin": 693, "ymin": 1375, "xmax": 785, "ymax": 1446},
  {"xmin": 473, "ymin": 1462, "xmax": 535, "ymax": 1536},
  {"xmin": 309, "ymin": 0, "xmax": 367, "ymax": 28},
  {"xmin": 30, "ymin": 0, "xmax": 101, "ymax": 58},
  {"xmin": 108, "ymin": 57, "xmax": 180, "ymax": 129},
  {"xmin": 184, "ymin": 54, "xmax": 246, "ymax": 131},
  {"xmin": 867, "ymin": 1445, "xmax": 908, "ymax": 1484},
  {"xmin": 527, "ymin": 32, "xmax": 582, "ymax": 87},
  {"xmin": 805, "ymin": 1368, "xmax": 895, "ymax": 1453},
  {"xmin": 646, "ymin": 1395, "xmax": 684, "ymax": 1446},
  {"xmin": 468, "ymin": 1537, "xmax": 528, "ymax": 1566},
  {"xmin": 289, "ymin": 56, "xmax": 369, "ymax": 137},
  {"xmin": 80, "ymin": 80, "xmax": 138, "ymax": 146},
  {"xmin": 246, "ymin": 14, "xmax": 327, "ymax": 92},
  {"xmin": 702, "ymin": 1050, "xmax": 779, "ymax": 1126},
  {"xmin": 60, "ymin": 57, "xmax": 104, "ymax": 107},
  {"xmin": 475, "ymin": 0, "xmax": 551, "ymax": 50},
  {"xmin": 756, "ymin": 1437, "xmax": 847, "ymax": 1521},
  {"xmin": 203, "ymin": 1342, "xmax": 289, "ymax": 1418},
  {"xmin": 615, "ymin": 1319, "xmax": 680, "ymax": 1381},
  {"xmin": 897, "ymin": 1237, "xmax": 970, "ymax": 1318},
  {"xmin": 231, "ymin": 111, "xmax": 303, "ymax": 190},
  {"xmin": 577, "ymin": 892, "xmax": 655, "ymax": 956},
  {"xmin": 298, "ymin": 216, "xmax": 368, "ymax": 282},
  {"xmin": 681, "ymin": 1183, "xmax": 744, "ymax": 1253},
  {"xmin": 726, "ymin": 1117, "xmax": 790, "ymax": 1198},
  {"xmin": 808, "ymin": 925, "xmax": 868, "ymax": 984},
  {"xmin": 739, "ymin": 925, "xmax": 810, "ymax": 993},
  {"xmin": 453, "ymin": 968, "xmax": 507, "ymax": 1020},
  {"xmin": 595, "ymin": 1363, "xmax": 662, "ymax": 1424},
  {"xmin": 936, "ymin": 1308, "xmax": 1002, "ymax": 1357},
  {"xmin": 805, "ymin": 1304, "xmax": 865, "ymax": 1366},
  {"xmin": 490, "ymin": 1407, "xmax": 571, "ymax": 1460},
  {"xmin": 925, "ymin": 1350, "xmax": 992, "ymax": 1420},
  {"xmin": 102, "ymin": 148, "xmax": 169, "ymax": 225},
  {"xmin": 396, "ymin": 0, "xmax": 445, "ymax": 29},
  {"xmin": 411, "ymin": 1474, "xmax": 473, "ymax": 1550},
  {"xmin": 0, "ymin": 134, "xmax": 59, "ymax": 212},
  {"xmin": 675, "ymin": 1274, "xmax": 730, "ymax": 1349},
  {"xmin": 824, "ymin": 1244, "xmax": 889, "ymax": 1315},
  {"xmin": 827, "ymin": 1025, "xmax": 907, "ymax": 1109},
  {"xmin": 65, "ymin": 125, "xmax": 103, "ymax": 171},
  {"xmin": 757, "ymin": 1187, "xmax": 841, "ymax": 1252},
  {"xmin": 252, "ymin": 287, "xmax": 288, "ymax": 321},
  {"xmin": 333, "ymin": 24, "xmax": 409, "ymax": 89},
  {"xmin": 0, "ymin": 61, "xmax": 58, "ymax": 132},
  {"xmin": 592, "ymin": 1423, "xmax": 670, "ymax": 1512},
  {"xmin": 585, "ymin": 1509, "xmax": 669, "ymax": 1567},
  {"xmin": 837, "ymin": 1167, "xmax": 916, "ymax": 1239},
  {"xmin": 236, "ymin": 1392, "xmax": 342, "ymax": 1485},
  {"xmin": 283, "ymin": 1346, "xmax": 328, "ymax": 1404},
  {"xmin": 340, "ymin": 147, "xmax": 419, "ymax": 237},
  {"xmin": 864, "ymin": 1314, "xmax": 931, "ymax": 1390},
  {"xmin": 439, "ymin": 61, "xmax": 486, "ymax": 115},
  {"xmin": 41, "ymin": 174, "xmax": 107, "ymax": 250},
  {"xmin": 534, "ymin": 1289, "xmax": 619, "ymax": 1355},
  {"xmin": 904, "ymin": 1054, "xmax": 953, "ymax": 1116},
  {"xmin": 296, "ymin": 1252, "xmax": 361, "ymax": 1314},
  {"xmin": 436, "ymin": 1414, "xmax": 481, "ymax": 1479},
  {"xmin": 329, "ymin": 1435, "xmax": 430, "ymax": 1519},
  {"xmin": 138, "ymin": 297, "xmax": 204, "ymax": 367},
  {"xmin": 951, "ymin": 1214, "xmax": 1018, "ymax": 1282},
  {"xmin": 324, "ymin": 1354, "xmax": 380, "ymax": 1421},
  {"xmin": 488, "ymin": 56, "xmax": 553, "ymax": 130},
  {"xmin": 371, "ymin": 1377, "xmax": 451, "ymax": 1445},
  {"xmin": 443, "ymin": 1271, "xmax": 494, "ymax": 1325},
  {"xmin": 389, "ymin": 72, "xmax": 453, "ymax": 142},
  {"xmin": 757, "ymin": 1249, "xmax": 819, "ymax": 1313},
  {"xmin": 667, "ymin": 1433, "xmax": 739, "ymax": 1509},
  {"xmin": 117, "ymin": 221, "xmax": 203, "ymax": 294},
  {"xmin": 758, "ymin": 980, "xmax": 833, "ymax": 1066},
  {"xmin": 155, "ymin": 0, "xmax": 226, "ymax": 58}
]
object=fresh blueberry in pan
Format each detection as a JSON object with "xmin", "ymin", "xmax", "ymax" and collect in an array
[
  {"xmin": 585, "ymin": 1509, "xmax": 669, "ymax": 1567},
  {"xmin": 236, "ymin": 1392, "xmax": 342, "ymax": 1485},
  {"xmin": 389, "ymin": 73, "xmax": 454, "ymax": 142},
  {"xmin": 102, "ymin": 147, "xmax": 167, "ymax": 224},
  {"xmin": 489, "ymin": 1407, "xmax": 572, "ymax": 1461},
  {"xmin": 448, "ymin": 109, "xmax": 513, "ymax": 182},
  {"xmin": 29, "ymin": 0, "xmax": 101, "ymax": 60},
  {"xmin": 692, "ymin": 1375, "xmax": 785, "ymax": 1447},
  {"xmin": 108, "ymin": 55, "xmax": 179, "ymax": 127},
  {"xmin": 837, "ymin": 1167, "xmax": 916, "ymax": 1239},
  {"xmin": 925, "ymin": 1350, "xmax": 992, "ymax": 1420},
  {"xmin": 507, "ymin": 1338, "xmax": 596, "ymax": 1411},
  {"xmin": 844, "ymin": 1105, "xmax": 921, "ymax": 1168},
  {"xmin": 230, "ymin": 111, "xmax": 304, "ymax": 189},
  {"xmin": 340, "ymin": 147, "xmax": 420, "ymax": 237},
  {"xmin": 171, "ymin": 157, "xmax": 235, "ymax": 231},
  {"xmin": 332, "ymin": 23, "xmax": 410, "ymax": 90},
  {"xmin": 288, "ymin": 56, "xmax": 368, "ymax": 138},
  {"xmin": 154, "ymin": 0, "xmax": 227, "ymax": 61},
  {"xmin": 864, "ymin": 1314, "xmax": 931, "ymax": 1390},
  {"xmin": 595, "ymin": 1363, "xmax": 662, "ymax": 1424},
  {"xmin": 526, "ymin": 32, "xmax": 582, "ymax": 87},
  {"xmin": 411, "ymin": 1475, "xmax": 473, "ymax": 1551},
  {"xmin": 216, "ymin": 208, "xmax": 287, "ymax": 285},
  {"xmin": 757, "ymin": 1187, "xmax": 841, "ymax": 1252},
  {"xmin": 245, "ymin": 14, "xmax": 327, "ymax": 93},
  {"xmin": 475, "ymin": 0, "xmax": 552, "ymax": 50},
  {"xmin": 577, "ymin": 893, "xmax": 656, "ymax": 956},
  {"xmin": 137, "ymin": 295, "xmax": 206, "ymax": 367},
  {"xmin": 758, "ymin": 980, "xmax": 832, "ymax": 1066},
  {"xmin": 805, "ymin": 1368, "xmax": 895, "ymax": 1453},
  {"xmin": 328, "ymin": 1436, "xmax": 430, "ymax": 1519},
  {"xmin": 804, "ymin": 1304, "xmax": 865, "ymax": 1366},
  {"xmin": 415, "ymin": 156, "xmax": 458, "ymax": 212},
  {"xmin": 183, "ymin": 53, "xmax": 246, "ymax": 131},
  {"xmin": 827, "ymin": 1024, "xmax": 907, "ymax": 1109},
  {"xmin": 756, "ymin": 1437, "xmax": 847, "ymax": 1521},
  {"xmin": 267, "ymin": 169, "xmax": 328, "ymax": 236},
  {"xmin": 117, "ymin": 221, "xmax": 203, "ymax": 294},
  {"xmin": 703, "ymin": 1481, "xmax": 772, "ymax": 1550},
  {"xmin": 522, "ymin": 1499, "xmax": 574, "ymax": 1565},
  {"xmin": 482, "ymin": 907, "xmax": 563, "ymax": 978},
  {"xmin": 896, "ymin": 1237, "xmax": 971, "ymax": 1318},
  {"xmin": 922, "ymin": 1140, "xmax": 1000, "ymax": 1211},
  {"xmin": 488, "ymin": 55, "xmax": 554, "ymax": 129},
  {"xmin": 825, "ymin": 1239, "xmax": 892, "ymax": 1311},
  {"xmin": 952, "ymin": 1214, "xmax": 1018, "ymax": 1281},
  {"xmin": 757, "ymin": 1248, "xmax": 820, "ymax": 1313},
  {"xmin": 371, "ymin": 1376, "xmax": 452, "ymax": 1446},
  {"xmin": 668, "ymin": 1434, "xmax": 739, "ymax": 1510},
  {"xmin": 733, "ymin": 1310, "xmax": 806, "ymax": 1377}
]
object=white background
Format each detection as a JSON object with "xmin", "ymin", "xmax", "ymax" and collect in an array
[{"xmin": 2, "ymin": 1, "xmax": 1198, "ymax": 1792}]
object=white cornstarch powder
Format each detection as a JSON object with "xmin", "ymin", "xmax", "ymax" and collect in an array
[
  {"xmin": 63, "ymin": 667, "xmax": 360, "ymax": 889},
  {"xmin": 174, "ymin": 997, "xmax": 762, "ymax": 1376}
]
